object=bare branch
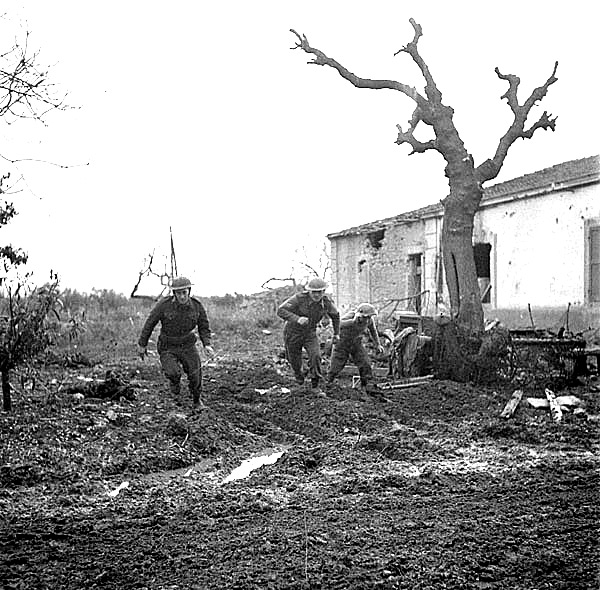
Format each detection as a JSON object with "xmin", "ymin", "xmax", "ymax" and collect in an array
[
  {"xmin": 130, "ymin": 253, "xmax": 154, "ymax": 299},
  {"xmin": 0, "ymin": 31, "xmax": 69, "ymax": 124},
  {"xmin": 297, "ymin": 260, "xmax": 321, "ymax": 278},
  {"xmin": 130, "ymin": 253, "xmax": 169, "ymax": 300},
  {"xmin": 290, "ymin": 29, "xmax": 423, "ymax": 103},
  {"xmin": 477, "ymin": 62, "xmax": 558, "ymax": 183},
  {"xmin": 396, "ymin": 106, "xmax": 436, "ymax": 153},
  {"xmin": 0, "ymin": 152, "xmax": 89, "ymax": 169},
  {"xmin": 522, "ymin": 110, "xmax": 557, "ymax": 138},
  {"xmin": 495, "ymin": 69, "xmax": 521, "ymax": 113},
  {"xmin": 394, "ymin": 18, "xmax": 443, "ymax": 105},
  {"xmin": 261, "ymin": 277, "xmax": 296, "ymax": 290}
]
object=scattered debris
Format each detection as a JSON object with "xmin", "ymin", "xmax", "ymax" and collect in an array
[
  {"xmin": 65, "ymin": 370, "xmax": 136, "ymax": 401},
  {"xmin": 545, "ymin": 388, "xmax": 563, "ymax": 423},
  {"xmin": 500, "ymin": 389, "xmax": 523, "ymax": 418},
  {"xmin": 107, "ymin": 481, "xmax": 129, "ymax": 497},
  {"xmin": 509, "ymin": 331, "xmax": 587, "ymax": 384},
  {"xmin": 526, "ymin": 395, "xmax": 583, "ymax": 410},
  {"xmin": 106, "ymin": 409, "xmax": 118, "ymax": 422},
  {"xmin": 378, "ymin": 375, "xmax": 433, "ymax": 391},
  {"xmin": 254, "ymin": 385, "xmax": 291, "ymax": 395},
  {"xmin": 527, "ymin": 397, "xmax": 549, "ymax": 410},
  {"xmin": 388, "ymin": 327, "xmax": 433, "ymax": 378}
]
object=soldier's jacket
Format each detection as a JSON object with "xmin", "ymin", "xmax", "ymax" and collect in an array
[
  {"xmin": 138, "ymin": 296, "xmax": 211, "ymax": 348},
  {"xmin": 277, "ymin": 292, "xmax": 340, "ymax": 335},
  {"xmin": 338, "ymin": 311, "xmax": 379, "ymax": 345}
]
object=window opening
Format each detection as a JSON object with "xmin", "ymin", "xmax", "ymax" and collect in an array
[
  {"xmin": 473, "ymin": 242, "xmax": 492, "ymax": 304},
  {"xmin": 408, "ymin": 253, "xmax": 423, "ymax": 314},
  {"xmin": 367, "ymin": 229, "xmax": 385, "ymax": 250},
  {"xmin": 590, "ymin": 226, "xmax": 600, "ymax": 302}
]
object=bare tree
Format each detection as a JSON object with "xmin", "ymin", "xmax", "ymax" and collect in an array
[
  {"xmin": 0, "ymin": 25, "xmax": 70, "ymax": 409},
  {"xmin": 1, "ymin": 25, "xmax": 69, "ymax": 278},
  {"xmin": 0, "ymin": 29, "xmax": 67, "ymax": 123},
  {"xmin": 130, "ymin": 252, "xmax": 170, "ymax": 301},
  {"xmin": 291, "ymin": 19, "xmax": 557, "ymax": 337},
  {"xmin": 292, "ymin": 241, "xmax": 331, "ymax": 285}
]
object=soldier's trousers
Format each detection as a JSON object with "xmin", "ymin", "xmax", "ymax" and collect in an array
[
  {"xmin": 159, "ymin": 344, "xmax": 202, "ymax": 401},
  {"xmin": 284, "ymin": 325, "xmax": 322, "ymax": 382},
  {"xmin": 327, "ymin": 340, "xmax": 372, "ymax": 385}
]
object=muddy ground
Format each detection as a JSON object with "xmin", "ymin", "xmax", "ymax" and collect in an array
[{"xmin": 1, "ymin": 330, "xmax": 599, "ymax": 589}]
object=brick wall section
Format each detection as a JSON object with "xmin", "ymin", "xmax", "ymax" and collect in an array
[{"xmin": 331, "ymin": 220, "xmax": 427, "ymax": 313}]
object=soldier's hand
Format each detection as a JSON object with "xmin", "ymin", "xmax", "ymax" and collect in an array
[
  {"xmin": 332, "ymin": 334, "xmax": 340, "ymax": 345},
  {"xmin": 138, "ymin": 345, "xmax": 147, "ymax": 360},
  {"xmin": 297, "ymin": 317, "xmax": 309, "ymax": 326},
  {"xmin": 204, "ymin": 345, "xmax": 215, "ymax": 357}
]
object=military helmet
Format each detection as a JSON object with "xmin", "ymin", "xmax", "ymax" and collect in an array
[
  {"xmin": 306, "ymin": 277, "xmax": 327, "ymax": 292},
  {"xmin": 170, "ymin": 276, "xmax": 192, "ymax": 291},
  {"xmin": 356, "ymin": 303, "xmax": 377, "ymax": 316}
]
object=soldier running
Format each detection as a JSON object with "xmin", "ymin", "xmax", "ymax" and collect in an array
[
  {"xmin": 326, "ymin": 303, "xmax": 384, "ymax": 393},
  {"xmin": 277, "ymin": 277, "xmax": 340, "ymax": 393},
  {"xmin": 138, "ymin": 277, "xmax": 214, "ymax": 410}
]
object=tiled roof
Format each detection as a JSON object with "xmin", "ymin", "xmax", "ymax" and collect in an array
[
  {"xmin": 483, "ymin": 154, "xmax": 600, "ymax": 202},
  {"xmin": 328, "ymin": 155, "xmax": 600, "ymax": 238}
]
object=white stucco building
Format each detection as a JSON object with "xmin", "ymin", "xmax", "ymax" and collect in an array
[{"xmin": 328, "ymin": 155, "xmax": 600, "ymax": 331}]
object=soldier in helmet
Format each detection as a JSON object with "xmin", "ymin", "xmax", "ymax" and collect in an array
[
  {"xmin": 138, "ymin": 276, "xmax": 214, "ymax": 410},
  {"xmin": 326, "ymin": 302, "xmax": 384, "ymax": 393},
  {"xmin": 277, "ymin": 277, "xmax": 340, "ymax": 393}
]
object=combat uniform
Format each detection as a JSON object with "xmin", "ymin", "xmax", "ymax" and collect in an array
[
  {"xmin": 327, "ymin": 310, "xmax": 380, "ymax": 387},
  {"xmin": 277, "ymin": 291, "xmax": 340, "ymax": 386},
  {"xmin": 138, "ymin": 295, "xmax": 211, "ymax": 404}
]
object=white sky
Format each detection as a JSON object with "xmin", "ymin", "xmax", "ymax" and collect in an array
[{"xmin": 2, "ymin": 1, "xmax": 599, "ymax": 296}]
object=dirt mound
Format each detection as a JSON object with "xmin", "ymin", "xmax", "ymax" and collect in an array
[{"xmin": 1, "ymin": 330, "xmax": 599, "ymax": 589}]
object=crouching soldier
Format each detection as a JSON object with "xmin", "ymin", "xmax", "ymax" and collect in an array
[
  {"xmin": 327, "ymin": 303, "xmax": 384, "ymax": 393},
  {"xmin": 138, "ymin": 277, "xmax": 214, "ymax": 410},
  {"xmin": 277, "ymin": 278, "xmax": 340, "ymax": 393}
]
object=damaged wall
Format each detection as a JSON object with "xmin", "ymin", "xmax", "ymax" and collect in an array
[{"xmin": 330, "ymin": 219, "xmax": 427, "ymax": 314}]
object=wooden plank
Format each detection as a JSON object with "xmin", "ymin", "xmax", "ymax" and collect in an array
[
  {"xmin": 545, "ymin": 388, "xmax": 563, "ymax": 423},
  {"xmin": 500, "ymin": 389, "xmax": 523, "ymax": 418},
  {"xmin": 378, "ymin": 375, "xmax": 433, "ymax": 391},
  {"xmin": 527, "ymin": 395, "xmax": 583, "ymax": 409}
]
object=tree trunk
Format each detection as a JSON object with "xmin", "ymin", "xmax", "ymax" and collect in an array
[
  {"xmin": 442, "ymin": 181, "xmax": 485, "ymax": 335},
  {"xmin": 436, "ymin": 164, "xmax": 486, "ymax": 381},
  {"xmin": 2, "ymin": 369, "xmax": 11, "ymax": 412}
]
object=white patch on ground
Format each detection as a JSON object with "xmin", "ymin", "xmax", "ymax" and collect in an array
[{"xmin": 222, "ymin": 450, "xmax": 285, "ymax": 484}]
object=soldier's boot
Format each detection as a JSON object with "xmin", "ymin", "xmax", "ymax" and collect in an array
[
  {"xmin": 168, "ymin": 379, "xmax": 183, "ymax": 405},
  {"xmin": 363, "ymin": 381, "xmax": 380, "ymax": 394},
  {"xmin": 363, "ymin": 380, "xmax": 387, "ymax": 402},
  {"xmin": 192, "ymin": 388, "xmax": 206, "ymax": 411}
]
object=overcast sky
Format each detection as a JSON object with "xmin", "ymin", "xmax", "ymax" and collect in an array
[{"xmin": 2, "ymin": 1, "xmax": 598, "ymax": 296}]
